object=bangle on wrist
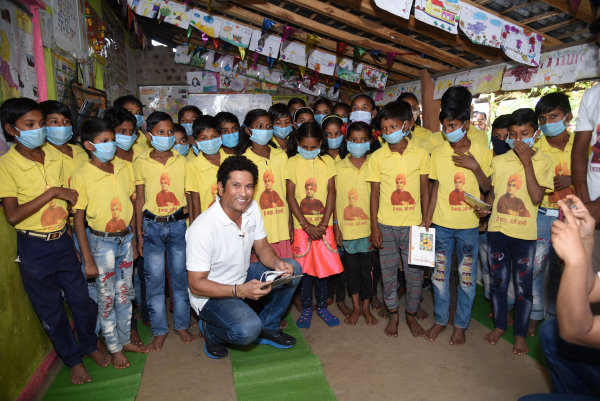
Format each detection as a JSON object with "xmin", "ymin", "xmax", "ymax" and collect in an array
[
  {"xmin": 232, "ymin": 284, "xmax": 236, "ymax": 298},
  {"xmin": 240, "ymin": 283, "xmax": 245, "ymax": 300},
  {"xmin": 84, "ymin": 262, "xmax": 95, "ymax": 267},
  {"xmin": 332, "ymin": 221, "xmax": 338, "ymax": 224},
  {"xmin": 301, "ymin": 220, "xmax": 309, "ymax": 230},
  {"xmin": 318, "ymin": 222, "xmax": 328, "ymax": 228},
  {"xmin": 138, "ymin": 238, "xmax": 144, "ymax": 242}
]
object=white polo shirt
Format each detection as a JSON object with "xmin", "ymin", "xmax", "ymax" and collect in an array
[
  {"xmin": 576, "ymin": 84, "xmax": 600, "ymax": 201},
  {"xmin": 186, "ymin": 198, "xmax": 267, "ymax": 313}
]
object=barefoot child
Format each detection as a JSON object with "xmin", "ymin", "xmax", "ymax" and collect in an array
[
  {"xmin": 286, "ymin": 121, "xmax": 344, "ymax": 328},
  {"xmin": 398, "ymin": 92, "xmax": 432, "ymax": 143},
  {"xmin": 366, "ymin": 101, "xmax": 431, "ymax": 338},
  {"xmin": 482, "ymin": 108, "xmax": 553, "ymax": 355},
  {"xmin": 215, "ymin": 112, "xmax": 240, "ymax": 155},
  {"xmin": 332, "ymin": 102, "xmax": 351, "ymax": 124},
  {"xmin": 71, "ymin": 118, "xmax": 150, "ymax": 368},
  {"xmin": 134, "ymin": 112, "xmax": 194, "ymax": 350},
  {"xmin": 314, "ymin": 98, "xmax": 334, "ymax": 126},
  {"xmin": 322, "ymin": 114, "xmax": 345, "ymax": 161},
  {"xmin": 0, "ymin": 98, "xmax": 110, "ymax": 384},
  {"xmin": 422, "ymin": 86, "xmax": 493, "ymax": 346},
  {"xmin": 293, "ymin": 107, "xmax": 315, "ymax": 129},
  {"xmin": 114, "ymin": 95, "xmax": 150, "ymax": 155},
  {"xmin": 334, "ymin": 121, "xmax": 381, "ymax": 326},
  {"xmin": 287, "ymin": 97, "xmax": 306, "ymax": 116},
  {"xmin": 269, "ymin": 103, "xmax": 293, "ymax": 150}
]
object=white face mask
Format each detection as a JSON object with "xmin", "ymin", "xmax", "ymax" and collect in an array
[{"xmin": 412, "ymin": 110, "xmax": 419, "ymax": 121}]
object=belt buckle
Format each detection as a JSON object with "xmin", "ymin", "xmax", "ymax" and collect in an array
[{"xmin": 47, "ymin": 232, "xmax": 60, "ymax": 241}]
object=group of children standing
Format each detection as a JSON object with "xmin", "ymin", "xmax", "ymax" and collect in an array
[{"xmin": 0, "ymin": 83, "xmax": 574, "ymax": 383}]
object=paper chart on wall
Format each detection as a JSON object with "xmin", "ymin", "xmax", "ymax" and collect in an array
[
  {"xmin": 323, "ymin": 86, "xmax": 340, "ymax": 101},
  {"xmin": 307, "ymin": 50, "xmax": 337, "ymax": 76},
  {"xmin": 261, "ymin": 82, "xmax": 278, "ymax": 94},
  {"xmin": 372, "ymin": 90, "xmax": 391, "ymax": 106},
  {"xmin": 279, "ymin": 40, "xmax": 307, "ymax": 67},
  {"xmin": 219, "ymin": 19, "xmax": 252, "ymax": 48},
  {"xmin": 433, "ymin": 74, "xmax": 457, "ymax": 100},
  {"xmin": 53, "ymin": 52, "xmax": 76, "ymax": 104},
  {"xmin": 399, "ymin": 81, "xmax": 422, "ymax": 101},
  {"xmin": 201, "ymin": 50, "xmax": 220, "ymax": 72},
  {"xmin": 454, "ymin": 69, "xmax": 480, "ymax": 92},
  {"xmin": 249, "ymin": 30, "xmax": 281, "ymax": 58},
  {"xmin": 299, "ymin": 79, "xmax": 323, "ymax": 96},
  {"xmin": 500, "ymin": 23, "xmax": 543, "ymax": 67},
  {"xmin": 159, "ymin": 1, "xmax": 191, "ymax": 30},
  {"xmin": 335, "ymin": 58, "xmax": 364, "ymax": 83},
  {"xmin": 53, "ymin": 0, "xmax": 83, "ymax": 55},
  {"xmin": 374, "ymin": 0, "xmax": 413, "ymax": 19},
  {"xmin": 174, "ymin": 44, "xmax": 191, "ymax": 65},
  {"xmin": 139, "ymin": 86, "xmax": 188, "ymax": 120},
  {"xmin": 472, "ymin": 64, "xmax": 505, "ymax": 94},
  {"xmin": 279, "ymin": 74, "xmax": 300, "ymax": 90},
  {"xmin": 220, "ymin": 55, "xmax": 236, "ymax": 78},
  {"xmin": 501, "ymin": 62, "xmax": 537, "ymax": 91},
  {"xmin": 189, "ymin": 9, "xmax": 222, "ymax": 38},
  {"xmin": 534, "ymin": 47, "xmax": 583, "ymax": 86},
  {"xmin": 238, "ymin": 60, "xmax": 260, "ymax": 79},
  {"xmin": 190, "ymin": 49, "xmax": 208, "ymax": 69},
  {"xmin": 414, "ymin": 0, "xmax": 461, "ymax": 34},
  {"xmin": 40, "ymin": 8, "xmax": 54, "ymax": 48},
  {"xmin": 258, "ymin": 65, "xmax": 281, "ymax": 84},
  {"xmin": 458, "ymin": 3, "xmax": 503, "ymax": 48},
  {"xmin": 187, "ymin": 71, "xmax": 203, "ymax": 93},
  {"xmin": 219, "ymin": 74, "xmax": 260, "ymax": 92},
  {"xmin": 128, "ymin": 0, "xmax": 160, "ymax": 19},
  {"xmin": 362, "ymin": 66, "xmax": 388, "ymax": 90},
  {"xmin": 576, "ymin": 43, "xmax": 600, "ymax": 80},
  {"xmin": 188, "ymin": 71, "xmax": 220, "ymax": 94},
  {"xmin": 77, "ymin": 0, "xmax": 87, "ymax": 55}
]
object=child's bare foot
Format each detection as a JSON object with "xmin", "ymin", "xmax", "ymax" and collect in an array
[
  {"xmin": 294, "ymin": 295, "xmax": 302, "ymax": 313},
  {"xmin": 111, "ymin": 351, "xmax": 131, "ymax": 369},
  {"xmin": 448, "ymin": 308, "xmax": 456, "ymax": 326},
  {"xmin": 371, "ymin": 296, "xmax": 384, "ymax": 311},
  {"xmin": 362, "ymin": 305, "xmax": 378, "ymax": 326},
  {"xmin": 337, "ymin": 301, "xmax": 352, "ymax": 317},
  {"xmin": 189, "ymin": 313, "xmax": 198, "ymax": 328},
  {"xmin": 416, "ymin": 306, "xmax": 429, "ymax": 321},
  {"xmin": 150, "ymin": 334, "xmax": 167, "ymax": 351},
  {"xmin": 483, "ymin": 328, "xmax": 506, "ymax": 345},
  {"xmin": 528, "ymin": 319, "xmax": 540, "ymax": 337},
  {"xmin": 344, "ymin": 308, "xmax": 362, "ymax": 326},
  {"xmin": 377, "ymin": 306, "xmax": 389, "ymax": 319},
  {"xmin": 176, "ymin": 329, "xmax": 196, "ymax": 344},
  {"xmin": 86, "ymin": 349, "xmax": 111, "ymax": 367},
  {"xmin": 513, "ymin": 336, "xmax": 529, "ymax": 355},
  {"xmin": 384, "ymin": 312, "xmax": 399, "ymax": 337},
  {"xmin": 424, "ymin": 323, "xmax": 446, "ymax": 342},
  {"xmin": 406, "ymin": 313, "xmax": 425, "ymax": 338},
  {"xmin": 130, "ymin": 328, "xmax": 143, "ymax": 345},
  {"xmin": 487, "ymin": 308, "xmax": 493, "ymax": 319},
  {"xmin": 327, "ymin": 297, "xmax": 334, "ymax": 306},
  {"xmin": 508, "ymin": 312, "xmax": 514, "ymax": 326},
  {"xmin": 280, "ymin": 317, "xmax": 288, "ymax": 330},
  {"xmin": 449, "ymin": 327, "xmax": 466, "ymax": 346},
  {"xmin": 123, "ymin": 342, "xmax": 151, "ymax": 353},
  {"xmin": 70, "ymin": 363, "xmax": 91, "ymax": 384},
  {"xmin": 97, "ymin": 338, "xmax": 109, "ymax": 354},
  {"xmin": 197, "ymin": 331, "xmax": 204, "ymax": 340}
]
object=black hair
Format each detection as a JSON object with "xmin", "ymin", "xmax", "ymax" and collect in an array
[
  {"xmin": 398, "ymin": 92, "xmax": 421, "ymax": 127},
  {"xmin": 332, "ymin": 102, "xmax": 351, "ymax": 116},
  {"xmin": 379, "ymin": 101, "xmax": 412, "ymax": 123},
  {"xmin": 314, "ymin": 98, "xmax": 334, "ymax": 112},
  {"xmin": 146, "ymin": 111, "xmax": 173, "ymax": 134},
  {"xmin": 268, "ymin": 103, "xmax": 292, "ymax": 124},
  {"xmin": 80, "ymin": 118, "xmax": 114, "ymax": 145},
  {"xmin": 321, "ymin": 115, "xmax": 345, "ymax": 133},
  {"xmin": 217, "ymin": 155, "xmax": 259, "ymax": 189},
  {"xmin": 40, "ymin": 100, "xmax": 71, "ymax": 121},
  {"xmin": 491, "ymin": 114, "xmax": 511, "ymax": 131},
  {"xmin": 113, "ymin": 95, "xmax": 143, "ymax": 111},
  {"xmin": 236, "ymin": 109, "xmax": 275, "ymax": 156},
  {"xmin": 287, "ymin": 97, "xmax": 306, "ymax": 109},
  {"xmin": 508, "ymin": 108, "xmax": 539, "ymax": 131},
  {"xmin": 441, "ymin": 85, "xmax": 473, "ymax": 109},
  {"xmin": 535, "ymin": 92, "xmax": 572, "ymax": 117},
  {"xmin": 178, "ymin": 105, "xmax": 203, "ymax": 123},
  {"xmin": 101, "ymin": 106, "xmax": 136, "ymax": 130},
  {"xmin": 0, "ymin": 97, "xmax": 44, "ymax": 137},
  {"xmin": 590, "ymin": 16, "xmax": 600, "ymax": 34},
  {"xmin": 351, "ymin": 94, "xmax": 376, "ymax": 111},
  {"xmin": 215, "ymin": 111, "xmax": 240, "ymax": 129},
  {"xmin": 475, "ymin": 111, "xmax": 487, "ymax": 120},
  {"xmin": 191, "ymin": 115, "xmax": 219, "ymax": 139},
  {"xmin": 286, "ymin": 120, "xmax": 328, "ymax": 158},
  {"xmin": 173, "ymin": 123, "xmax": 187, "ymax": 135},
  {"xmin": 339, "ymin": 121, "xmax": 381, "ymax": 159},
  {"xmin": 293, "ymin": 107, "xmax": 314, "ymax": 122}
]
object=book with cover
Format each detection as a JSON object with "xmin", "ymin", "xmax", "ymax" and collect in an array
[
  {"xmin": 409, "ymin": 226, "xmax": 435, "ymax": 268},
  {"xmin": 464, "ymin": 191, "xmax": 491, "ymax": 210}
]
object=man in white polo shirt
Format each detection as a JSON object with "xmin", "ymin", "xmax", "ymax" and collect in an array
[{"xmin": 187, "ymin": 156, "xmax": 302, "ymax": 359}]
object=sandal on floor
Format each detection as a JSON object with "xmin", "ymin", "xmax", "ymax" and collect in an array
[
  {"xmin": 317, "ymin": 308, "xmax": 340, "ymax": 327},
  {"xmin": 296, "ymin": 308, "xmax": 313, "ymax": 329}
]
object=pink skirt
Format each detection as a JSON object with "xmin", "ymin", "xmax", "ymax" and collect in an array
[
  {"xmin": 251, "ymin": 240, "xmax": 293, "ymax": 263},
  {"xmin": 292, "ymin": 226, "xmax": 343, "ymax": 279}
]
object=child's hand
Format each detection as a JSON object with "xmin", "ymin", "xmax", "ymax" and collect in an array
[
  {"xmin": 479, "ymin": 219, "xmax": 488, "ymax": 233},
  {"xmin": 554, "ymin": 175, "xmax": 572, "ymax": 191},
  {"xmin": 420, "ymin": 218, "xmax": 432, "ymax": 232},
  {"xmin": 562, "ymin": 195, "xmax": 595, "ymax": 244},
  {"xmin": 551, "ymin": 205, "xmax": 587, "ymax": 265},
  {"xmin": 137, "ymin": 238, "xmax": 144, "ymax": 258},
  {"xmin": 452, "ymin": 151, "xmax": 480, "ymax": 172},
  {"xmin": 85, "ymin": 263, "xmax": 98, "ymax": 279},
  {"xmin": 334, "ymin": 224, "xmax": 343, "ymax": 247},
  {"xmin": 54, "ymin": 187, "xmax": 79, "ymax": 205},
  {"xmin": 473, "ymin": 206, "xmax": 491, "ymax": 218},
  {"xmin": 133, "ymin": 243, "xmax": 139, "ymax": 261},
  {"xmin": 305, "ymin": 224, "xmax": 323, "ymax": 241},
  {"xmin": 512, "ymin": 140, "xmax": 533, "ymax": 167},
  {"xmin": 369, "ymin": 225, "xmax": 383, "ymax": 249}
]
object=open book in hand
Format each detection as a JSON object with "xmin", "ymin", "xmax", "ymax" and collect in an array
[{"xmin": 464, "ymin": 191, "xmax": 491, "ymax": 210}]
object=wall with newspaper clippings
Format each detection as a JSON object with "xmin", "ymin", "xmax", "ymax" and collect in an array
[{"xmin": 139, "ymin": 86, "xmax": 189, "ymax": 122}]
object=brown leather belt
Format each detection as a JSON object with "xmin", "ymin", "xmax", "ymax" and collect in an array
[{"xmin": 18, "ymin": 224, "xmax": 68, "ymax": 241}]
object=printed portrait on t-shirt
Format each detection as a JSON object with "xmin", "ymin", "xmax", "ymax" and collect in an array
[
  {"xmin": 105, "ymin": 197, "xmax": 127, "ymax": 233},
  {"xmin": 156, "ymin": 172, "xmax": 180, "ymax": 207},
  {"xmin": 41, "ymin": 187, "xmax": 68, "ymax": 227},
  {"xmin": 548, "ymin": 162, "xmax": 574, "ymax": 204},
  {"xmin": 497, "ymin": 173, "xmax": 530, "ymax": 217},
  {"xmin": 208, "ymin": 183, "xmax": 218, "ymax": 208},
  {"xmin": 259, "ymin": 169, "xmax": 284, "ymax": 210},
  {"xmin": 300, "ymin": 177, "xmax": 324, "ymax": 215},
  {"xmin": 391, "ymin": 173, "xmax": 415, "ymax": 205},
  {"xmin": 344, "ymin": 188, "xmax": 368, "ymax": 221},
  {"xmin": 449, "ymin": 171, "xmax": 467, "ymax": 206},
  {"xmin": 591, "ymin": 127, "xmax": 600, "ymax": 164}
]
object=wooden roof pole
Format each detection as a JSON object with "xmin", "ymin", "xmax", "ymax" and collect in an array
[{"xmin": 419, "ymin": 69, "xmax": 440, "ymax": 133}]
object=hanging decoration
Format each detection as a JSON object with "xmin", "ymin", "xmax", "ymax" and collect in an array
[
  {"xmin": 334, "ymin": 78, "xmax": 342, "ymax": 91},
  {"xmin": 282, "ymin": 26, "xmax": 297, "ymax": 42},
  {"xmin": 282, "ymin": 62, "xmax": 292, "ymax": 79},
  {"xmin": 251, "ymin": 52, "xmax": 259, "ymax": 68},
  {"xmin": 232, "ymin": 56, "xmax": 242, "ymax": 69},
  {"xmin": 261, "ymin": 18, "xmax": 276, "ymax": 37},
  {"xmin": 207, "ymin": 0, "xmax": 213, "ymax": 12},
  {"xmin": 353, "ymin": 46, "xmax": 366, "ymax": 65},
  {"xmin": 197, "ymin": 47, "xmax": 208, "ymax": 57},
  {"xmin": 213, "ymin": 38, "xmax": 220, "ymax": 49},
  {"xmin": 267, "ymin": 56, "xmax": 275, "ymax": 70},
  {"xmin": 238, "ymin": 47, "xmax": 246, "ymax": 60},
  {"xmin": 386, "ymin": 52, "xmax": 398, "ymax": 68},
  {"xmin": 187, "ymin": 26, "xmax": 193, "ymax": 38},
  {"xmin": 325, "ymin": 76, "xmax": 331, "ymax": 92},
  {"xmin": 305, "ymin": 34, "xmax": 320, "ymax": 53},
  {"xmin": 201, "ymin": 32, "xmax": 208, "ymax": 47},
  {"xmin": 86, "ymin": 3, "xmax": 105, "ymax": 55},
  {"xmin": 309, "ymin": 69, "xmax": 319, "ymax": 89},
  {"xmin": 187, "ymin": 44, "xmax": 197, "ymax": 56},
  {"xmin": 213, "ymin": 52, "xmax": 223, "ymax": 63},
  {"xmin": 370, "ymin": 49, "xmax": 382, "ymax": 63},
  {"xmin": 299, "ymin": 65, "xmax": 307, "ymax": 79},
  {"xmin": 222, "ymin": 42, "xmax": 231, "ymax": 53},
  {"xmin": 336, "ymin": 42, "xmax": 348, "ymax": 60}
]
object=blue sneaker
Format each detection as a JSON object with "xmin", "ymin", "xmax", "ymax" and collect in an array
[
  {"xmin": 200, "ymin": 321, "xmax": 228, "ymax": 359},
  {"xmin": 252, "ymin": 330, "xmax": 296, "ymax": 349}
]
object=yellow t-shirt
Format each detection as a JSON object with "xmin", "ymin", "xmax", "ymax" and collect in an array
[
  {"xmin": 488, "ymin": 149, "xmax": 554, "ymax": 240},
  {"xmin": 0, "ymin": 146, "xmax": 68, "ymax": 232},
  {"xmin": 534, "ymin": 132, "xmax": 575, "ymax": 209},
  {"xmin": 185, "ymin": 148, "xmax": 230, "ymax": 214},
  {"xmin": 335, "ymin": 155, "xmax": 372, "ymax": 240},
  {"xmin": 42, "ymin": 143, "xmax": 89, "ymax": 188},
  {"xmin": 186, "ymin": 148, "xmax": 196, "ymax": 162},
  {"xmin": 115, "ymin": 146, "xmax": 143, "ymax": 201},
  {"xmin": 413, "ymin": 125, "xmax": 433, "ymax": 142},
  {"xmin": 409, "ymin": 134, "xmax": 429, "ymax": 151},
  {"xmin": 366, "ymin": 140, "xmax": 430, "ymax": 227},
  {"xmin": 285, "ymin": 154, "xmax": 336, "ymax": 229},
  {"xmin": 244, "ymin": 147, "xmax": 290, "ymax": 243},
  {"xmin": 71, "ymin": 161, "xmax": 135, "ymax": 232},
  {"xmin": 427, "ymin": 125, "xmax": 488, "ymax": 154},
  {"xmin": 132, "ymin": 130, "xmax": 151, "ymax": 156},
  {"xmin": 429, "ymin": 140, "xmax": 493, "ymax": 229},
  {"xmin": 134, "ymin": 148, "xmax": 187, "ymax": 216}
]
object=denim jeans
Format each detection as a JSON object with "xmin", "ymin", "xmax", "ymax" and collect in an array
[
  {"xmin": 432, "ymin": 225, "xmax": 479, "ymax": 329},
  {"xmin": 143, "ymin": 216, "xmax": 189, "ymax": 336},
  {"xmin": 531, "ymin": 210, "xmax": 556, "ymax": 320},
  {"xmin": 488, "ymin": 231, "xmax": 536, "ymax": 338},
  {"xmin": 72, "ymin": 227, "xmax": 100, "ymax": 335},
  {"xmin": 199, "ymin": 260, "xmax": 302, "ymax": 345},
  {"xmin": 479, "ymin": 230, "xmax": 490, "ymax": 300},
  {"xmin": 89, "ymin": 231, "xmax": 134, "ymax": 353}
]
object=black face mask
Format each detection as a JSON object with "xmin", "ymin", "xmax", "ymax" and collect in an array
[{"xmin": 491, "ymin": 136, "xmax": 510, "ymax": 155}]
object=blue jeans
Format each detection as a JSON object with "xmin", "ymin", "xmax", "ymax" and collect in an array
[
  {"xmin": 143, "ymin": 216, "xmax": 189, "ymax": 336},
  {"xmin": 432, "ymin": 225, "xmax": 479, "ymax": 329},
  {"xmin": 479, "ymin": 230, "xmax": 490, "ymax": 300},
  {"xmin": 89, "ymin": 231, "xmax": 134, "ymax": 353},
  {"xmin": 199, "ymin": 260, "xmax": 302, "ymax": 345},
  {"xmin": 488, "ymin": 231, "xmax": 536, "ymax": 338},
  {"xmin": 531, "ymin": 211, "xmax": 556, "ymax": 320}
]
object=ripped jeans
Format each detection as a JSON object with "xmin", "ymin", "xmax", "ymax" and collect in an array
[{"xmin": 432, "ymin": 225, "xmax": 479, "ymax": 329}]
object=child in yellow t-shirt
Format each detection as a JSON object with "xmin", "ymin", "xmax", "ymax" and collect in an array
[
  {"xmin": 366, "ymin": 101, "xmax": 431, "ymax": 339},
  {"xmin": 178, "ymin": 105, "xmax": 203, "ymax": 137},
  {"xmin": 480, "ymin": 108, "xmax": 553, "ymax": 355},
  {"xmin": 269, "ymin": 104, "xmax": 293, "ymax": 150},
  {"xmin": 398, "ymin": 92, "xmax": 432, "ymax": 143},
  {"xmin": 286, "ymin": 121, "xmax": 343, "ymax": 328},
  {"xmin": 114, "ymin": 95, "xmax": 150, "ymax": 155},
  {"xmin": 215, "ymin": 112, "xmax": 239, "ymax": 155},
  {"xmin": 292, "ymin": 106, "xmax": 315, "ymax": 130},
  {"xmin": 133, "ymin": 112, "xmax": 193, "ymax": 350}
]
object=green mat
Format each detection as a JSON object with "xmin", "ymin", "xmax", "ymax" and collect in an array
[
  {"xmin": 471, "ymin": 284, "xmax": 546, "ymax": 366},
  {"xmin": 229, "ymin": 314, "xmax": 337, "ymax": 401},
  {"xmin": 42, "ymin": 324, "xmax": 152, "ymax": 401}
]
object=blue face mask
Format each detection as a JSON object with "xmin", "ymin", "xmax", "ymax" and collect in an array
[
  {"xmin": 314, "ymin": 114, "xmax": 326, "ymax": 125},
  {"xmin": 46, "ymin": 126, "xmax": 73, "ymax": 146},
  {"xmin": 197, "ymin": 137, "xmax": 222, "ymax": 156},
  {"xmin": 506, "ymin": 136, "xmax": 536, "ymax": 149},
  {"xmin": 298, "ymin": 146, "xmax": 320, "ymax": 160},
  {"xmin": 273, "ymin": 125, "xmax": 293, "ymax": 139},
  {"xmin": 342, "ymin": 117, "xmax": 348, "ymax": 124},
  {"xmin": 443, "ymin": 122, "xmax": 466, "ymax": 143},
  {"xmin": 14, "ymin": 126, "xmax": 46, "ymax": 149},
  {"xmin": 349, "ymin": 110, "xmax": 372, "ymax": 124},
  {"xmin": 347, "ymin": 141, "xmax": 370, "ymax": 158},
  {"xmin": 149, "ymin": 133, "xmax": 175, "ymax": 152},
  {"xmin": 115, "ymin": 133, "xmax": 137, "ymax": 151},
  {"xmin": 173, "ymin": 143, "xmax": 189, "ymax": 156},
  {"xmin": 296, "ymin": 122, "xmax": 303, "ymax": 128},
  {"xmin": 135, "ymin": 115, "xmax": 144, "ymax": 129},
  {"xmin": 327, "ymin": 135, "xmax": 344, "ymax": 149},
  {"xmin": 91, "ymin": 141, "xmax": 117, "ymax": 163},
  {"xmin": 181, "ymin": 123, "xmax": 194, "ymax": 137},
  {"xmin": 382, "ymin": 127, "xmax": 407, "ymax": 145},
  {"xmin": 222, "ymin": 131, "xmax": 239, "ymax": 148},
  {"xmin": 249, "ymin": 129, "xmax": 274, "ymax": 146},
  {"xmin": 540, "ymin": 116, "xmax": 567, "ymax": 137}
]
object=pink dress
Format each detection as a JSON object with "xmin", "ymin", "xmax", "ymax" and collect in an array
[{"xmin": 292, "ymin": 226, "xmax": 343, "ymax": 278}]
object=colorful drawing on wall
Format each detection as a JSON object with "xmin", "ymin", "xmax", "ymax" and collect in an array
[
  {"xmin": 576, "ymin": 43, "xmax": 600, "ymax": 80},
  {"xmin": 159, "ymin": 0, "xmax": 191, "ymax": 30},
  {"xmin": 279, "ymin": 40, "xmax": 307, "ymax": 67},
  {"xmin": 323, "ymin": 85, "xmax": 340, "ymax": 102},
  {"xmin": 258, "ymin": 65, "xmax": 281, "ymax": 84},
  {"xmin": 335, "ymin": 58, "xmax": 364, "ymax": 83},
  {"xmin": 219, "ymin": 74, "xmax": 259, "ymax": 92},
  {"xmin": 374, "ymin": 0, "xmax": 413, "ymax": 19},
  {"xmin": 53, "ymin": 0, "xmax": 83, "ymax": 54},
  {"xmin": 534, "ymin": 47, "xmax": 583, "ymax": 86},
  {"xmin": 174, "ymin": 44, "xmax": 191, "ymax": 65},
  {"xmin": 458, "ymin": 3, "xmax": 503, "ymax": 48},
  {"xmin": 202, "ymin": 50, "xmax": 220, "ymax": 72},
  {"xmin": 249, "ymin": 30, "xmax": 281, "ymax": 58},
  {"xmin": 473, "ymin": 64, "xmax": 505, "ymax": 94},
  {"xmin": 394, "ymin": 81, "xmax": 422, "ymax": 102},
  {"xmin": 139, "ymin": 86, "xmax": 188, "ymax": 121},
  {"xmin": 219, "ymin": 19, "xmax": 252, "ymax": 48},
  {"xmin": 433, "ymin": 73, "xmax": 457, "ymax": 100},
  {"xmin": 128, "ymin": 0, "xmax": 160, "ymax": 19},
  {"xmin": 238, "ymin": 59, "xmax": 260, "ymax": 79},
  {"xmin": 189, "ymin": 9, "xmax": 222, "ymax": 38},
  {"xmin": 307, "ymin": 50, "xmax": 336, "ymax": 76},
  {"xmin": 362, "ymin": 66, "xmax": 388, "ymax": 90},
  {"xmin": 501, "ymin": 62, "xmax": 537, "ymax": 91},
  {"xmin": 53, "ymin": 52, "xmax": 76, "ymax": 105},
  {"xmin": 414, "ymin": 0, "xmax": 461, "ymax": 34},
  {"xmin": 299, "ymin": 79, "xmax": 323, "ymax": 96},
  {"xmin": 279, "ymin": 74, "xmax": 300, "ymax": 90},
  {"xmin": 187, "ymin": 71, "xmax": 203, "ymax": 94},
  {"xmin": 85, "ymin": 2, "xmax": 105, "ymax": 65},
  {"xmin": 200, "ymin": 71, "xmax": 219, "ymax": 92},
  {"xmin": 454, "ymin": 69, "xmax": 480, "ymax": 92},
  {"xmin": 219, "ymin": 55, "xmax": 236, "ymax": 78},
  {"xmin": 261, "ymin": 82, "xmax": 278, "ymax": 94},
  {"xmin": 500, "ymin": 23, "xmax": 542, "ymax": 67},
  {"xmin": 190, "ymin": 49, "xmax": 207, "ymax": 69}
]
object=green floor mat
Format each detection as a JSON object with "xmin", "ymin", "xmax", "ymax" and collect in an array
[
  {"xmin": 42, "ymin": 324, "xmax": 152, "ymax": 401},
  {"xmin": 471, "ymin": 284, "xmax": 546, "ymax": 366},
  {"xmin": 229, "ymin": 314, "xmax": 337, "ymax": 401}
]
